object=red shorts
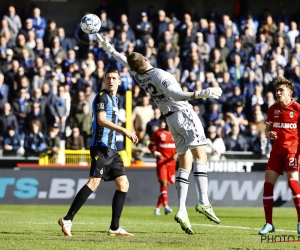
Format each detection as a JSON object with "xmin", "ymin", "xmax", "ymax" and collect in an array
[
  {"xmin": 266, "ymin": 152, "xmax": 300, "ymax": 175},
  {"xmin": 156, "ymin": 163, "xmax": 176, "ymax": 184}
]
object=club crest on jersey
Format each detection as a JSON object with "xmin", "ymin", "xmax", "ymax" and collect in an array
[
  {"xmin": 162, "ymin": 79, "xmax": 172, "ymax": 88},
  {"xmin": 290, "ymin": 111, "xmax": 294, "ymax": 118},
  {"xmin": 97, "ymin": 102, "xmax": 104, "ymax": 110},
  {"xmin": 160, "ymin": 133, "xmax": 166, "ymax": 141},
  {"xmin": 274, "ymin": 110, "xmax": 280, "ymax": 118}
]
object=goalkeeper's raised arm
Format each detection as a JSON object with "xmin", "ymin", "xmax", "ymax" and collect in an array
[{"xmin": 96, "ymin": 33, "xmax": 222, "ymax": 101}]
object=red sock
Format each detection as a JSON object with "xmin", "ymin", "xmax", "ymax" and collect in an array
[
  {"xmin": 161, "ymin": 186, "xmax": 168, "ymax": 207},
  {"xmin": 288, "ymin": 180, "xmax": 300, "ymax": 222},
  {"xmin": 263, "ymin": 182, "xmax": 274, "ymax": 224},
  {"xmin": 156, "ymin": 186, "xmax": 163, "ymax": 209}
]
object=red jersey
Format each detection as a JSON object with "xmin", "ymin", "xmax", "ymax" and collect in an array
[
  {"xmin": 266, "ymin": 100, "xmax": 300, "ymax": 154},
  {"xmin": 148, "ymin": 129, "xmax": 176, "ymax": 165}
]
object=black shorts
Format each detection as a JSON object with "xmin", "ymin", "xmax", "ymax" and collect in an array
[{"xmin": 89, "ymin": 146, "xmax": 126, "ymax": 181}]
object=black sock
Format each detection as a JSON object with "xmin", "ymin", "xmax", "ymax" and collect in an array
[
  {"xmin": 110, "ymin": 190, "xmax": 127, "ymax": 230},
  {"xmin": 64, "ymin": 185, "xmax": 93, "ymax": 221}
]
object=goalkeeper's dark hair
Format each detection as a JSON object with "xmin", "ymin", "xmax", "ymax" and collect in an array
[
  {"xmin": 104, "ymin": 68, "xmax": 120, "ymax": 79},
  {"xmin": 274, "ymin": 77, "xmax": 294, "ymax": 91},
  {"xmin": 127, "ymin": 52, "xmax": 148, "ymax": 74}
]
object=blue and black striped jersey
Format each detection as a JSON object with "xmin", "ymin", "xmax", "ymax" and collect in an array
[{"xmin": 90, "ymin": 89, "xmax": 119, "ymax": 149}]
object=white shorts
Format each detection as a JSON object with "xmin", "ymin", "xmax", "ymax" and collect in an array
[{"xmin": 166, "ymin": 109, "xmax": 206, "ymax": 155}]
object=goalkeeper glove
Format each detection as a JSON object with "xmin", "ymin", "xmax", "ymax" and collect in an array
[
  {"xmin": 194, "ymin": 87, "xmax": 222, "ymax": 99},
  {"xmin": 96, "ymin": 33, "xmax": 115, "ymax": 54}
]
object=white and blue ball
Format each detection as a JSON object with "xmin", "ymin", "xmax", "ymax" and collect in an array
[{"xmin": 80, "ymin": 14, "xmax": 101, "ymax": 34}]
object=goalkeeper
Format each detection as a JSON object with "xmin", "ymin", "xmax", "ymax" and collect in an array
[{"xmin": 97, "ymin": 34, "xmax": 222, "ymax": 235}]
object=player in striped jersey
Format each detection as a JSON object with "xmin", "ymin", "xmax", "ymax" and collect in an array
[
  {"xmin": 58, "ymin": 69, "xmax": 138, "ymax": 237},
  {"xmin": 97, "ymin": 34, "xmax": 222, "ymax": 234}
]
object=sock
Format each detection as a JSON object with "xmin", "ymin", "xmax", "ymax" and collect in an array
[
  {"xmin": 64, "ymin": 185, "xmax": 93, "ymax": 221},
  {"xmin": 161, "ymin": 185, "xmax": 168, "ymax": 207},
  {"xmin": 110, "ymin": 190, "xmax": 127, "ymax": 230},
  {"xmin": 288, "ymin": 180, "xmax": 300, "ymax": 222},
  {"xmin": 156, "ymin": 193, "xmax": 163, "ymax": 209},
  {"xmin": 193, "ymin": 161, "xmax": 210, "ymax": 206},
  {"xmin": 175, "ymin": 168, "xmax": 190, "ymax": 213},
  {"xmin": 263, "ymin": 182, "xmax": 274, "ymax": 224}
]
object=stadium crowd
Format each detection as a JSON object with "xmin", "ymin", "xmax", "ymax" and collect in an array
[{"xmin": 0, "ymin": 1, "xmax": 300, "ymax": 159}]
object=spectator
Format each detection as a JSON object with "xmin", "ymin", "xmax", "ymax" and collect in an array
[
  {"xmin": 30, "ymin": 7, "xmax": 46, "ymax": 38},
  {"xmin": 12, "ymin": 88, "xmax": 30, "ymax": 138},
  {"xmin": 24, "ymin": 120, "xmax": 46, "ymax": 156},
  {"xmin": 219, "ymin": 71, "xmax": 235, "ymax": 99},
  {"xmin": 223, "ymin": 123, "xmax": 248, "ymax": 151},
  {"xmin": 25, "ymin": 102, "xmax": 47, "ymax": 134},
  {"xmin": 152, "ymin": 10, "xmax": 168, "ymax": 44},
  {"xmin": 26, "ymin": 30, "xmax": 36, "ymax": 49},
  {"xmin": 228, "ymin": 39, "xmax": 249, "ymax": 66},
  {"xmin": 146, "ymin": 108, "xmax": 161, "ymax": 138},
  {"xmin": 34, "ymin": 38, "xmax": 44, "ymax": 58},
  {"xmin": 57, "ymin": 27, "xmax": 73, "ymax": 53},
  {"xmin": 231, "ymin": 101, "xmax": 249, "ymax": 133},
  {"xmin": 218, "ymin": 14, "xmax": 239, "ymax": 37},
  {"xmin": 166, "ymin": 22, "xmax": 180, "ymax": 57},
  {"xmin": 259, "ymin": 14, "xmax": 277, "ymax": 38},
  {"xmin": 45, "ymin": 125, "xmax": 60, "ymax": 157},
  {"xmin": 50, "ymin": 36, "xmax": 67, "ymax": 66},
  {"xmin": 229, "ymin": 54, "xmax": 245, "ymax": 85},
  {"xmin": 195, "ymin": 32, "xmax": 210, "ymax": 62},
  {"xmin": 135, "ymin": 12, "xmax": 153, "ymax": 46},
  {"xmin": 13, "ymin": 33, "xmax": 35, "ymax": 60},
  {"xmin": 240, "ymin": 27, "xmax": 256, "ymax": 55},
  {"xmin": 19, "ymin": 18, "xmax": 34, "ymax": 40},
  {"xmin": 0, "ymin": 73, "xmax": 9, "ymax": 111},
  {"xmin": 65, "ymin": 127, "xmax": 84, "ymax": 150},
  {"xmin": 252, "ymin": 130, "xmax": 272, "ymax": 157},
  {"xmin": 206, "ymin": 125, "xmax": 226, "ymax": 161},
  {"xmin": 224, "ymin": 27, "xmax": 235, "ymax": 51},
  {"xmin": 288, "ymin": 21, "xmax": 299, "ymax": 49},
  {"xmin": 72, "ymin": 102, "xmax": 92, "ymax": 149},
  {"xmin": 261, "ymin": 91, "xmax": 276, "ymax": 115},
  {"xmin": 216, "ymin": 35, "xmax": 230, "ymax": 60},
  {"xmin": 132, "ymin": 95, "xmax": 154, "ymax": 141},
  {"xmin": 252, "ymin": 110, "xmax": 266, "ymax": 133},
  {"xmin": 81, "ymin": 52, "xmax": 96, "ymax": 74},
  {"xmin": 243, "ymin": 56, "xmax": 263, "ymax": 86},
  {"xmin": 3, "ymin": 5, "xmax": 22, "ymax": 40},
  {"xmin": 3, "ymin": 125, "xmax": 21, "ymax": 156},
  {"xmin": 98, "ymin": 10, "xmax": 114, "ymax": 35},
  {"xmin": 207, "ymin": 48, "xmax": 228, "ymax": 73},
  {"xmin": 245, "ymin": 124, "xmax": 258, "ymax": 151},
  {"xmin": 0, "ymin": 102, "xmax": 18, "ymax": 137},
  {"xmin": 43, "ymin": 19, "xmax": 57, "ymax": 47},
  {"xmin": 54, "ymin": 85, "xmax": 68, "ymax": 137},
  {"xmin": 204, "ymin": 21, "xmax": 218, "ymax": 50}
]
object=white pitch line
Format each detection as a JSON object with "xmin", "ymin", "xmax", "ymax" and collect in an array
[
  {"xmin": 2, "ymin": 222, "xmax": 295, "ymax": 233},
  {"xmin": 192, "ymin": 223, "xmax": 296, "ymax": 233}
]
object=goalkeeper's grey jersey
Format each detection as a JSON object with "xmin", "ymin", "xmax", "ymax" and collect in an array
[{"xmin": 131, "ymin": 68, "xmax": 193, "ymax": 115}]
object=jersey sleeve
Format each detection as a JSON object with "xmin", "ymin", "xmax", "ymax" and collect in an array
[
  {"xmin": 93, "ymin": 92, "xmax": 108, "ymax": 113},
  {"xmin": 155, "ymin": 71, "xmax": 192, "ymax": 101},
  {"xmin": 148, "ymin": 131, "xmax": 158, "ymax": 153}
]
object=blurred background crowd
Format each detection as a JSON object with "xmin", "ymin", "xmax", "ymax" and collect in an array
[{"xmin": 0, "ymin": 0, "xmax": 299, "ymax": 160}]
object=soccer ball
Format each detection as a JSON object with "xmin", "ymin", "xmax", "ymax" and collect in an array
[{"xmin": 80, "ymin": 14, "xmax": 101, "ymax": 34}]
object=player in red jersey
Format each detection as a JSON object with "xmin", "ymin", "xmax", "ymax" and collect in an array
[
  {"xmin": 259, "ymin": 77, "xmax": 300, "ymax": 235},
  {"xmin": 148, "ymin": 119, "xmax": 177, "ymax": 216}
]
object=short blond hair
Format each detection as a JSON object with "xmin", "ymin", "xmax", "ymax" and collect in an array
[{"xmin": 127, "ymin": 52, "xmax": 148, "ymax": 74}]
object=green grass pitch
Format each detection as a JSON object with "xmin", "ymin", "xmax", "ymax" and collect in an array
[{"xmin": 0, "ymin": 205, "xmax": 300, "ymax": 249}]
